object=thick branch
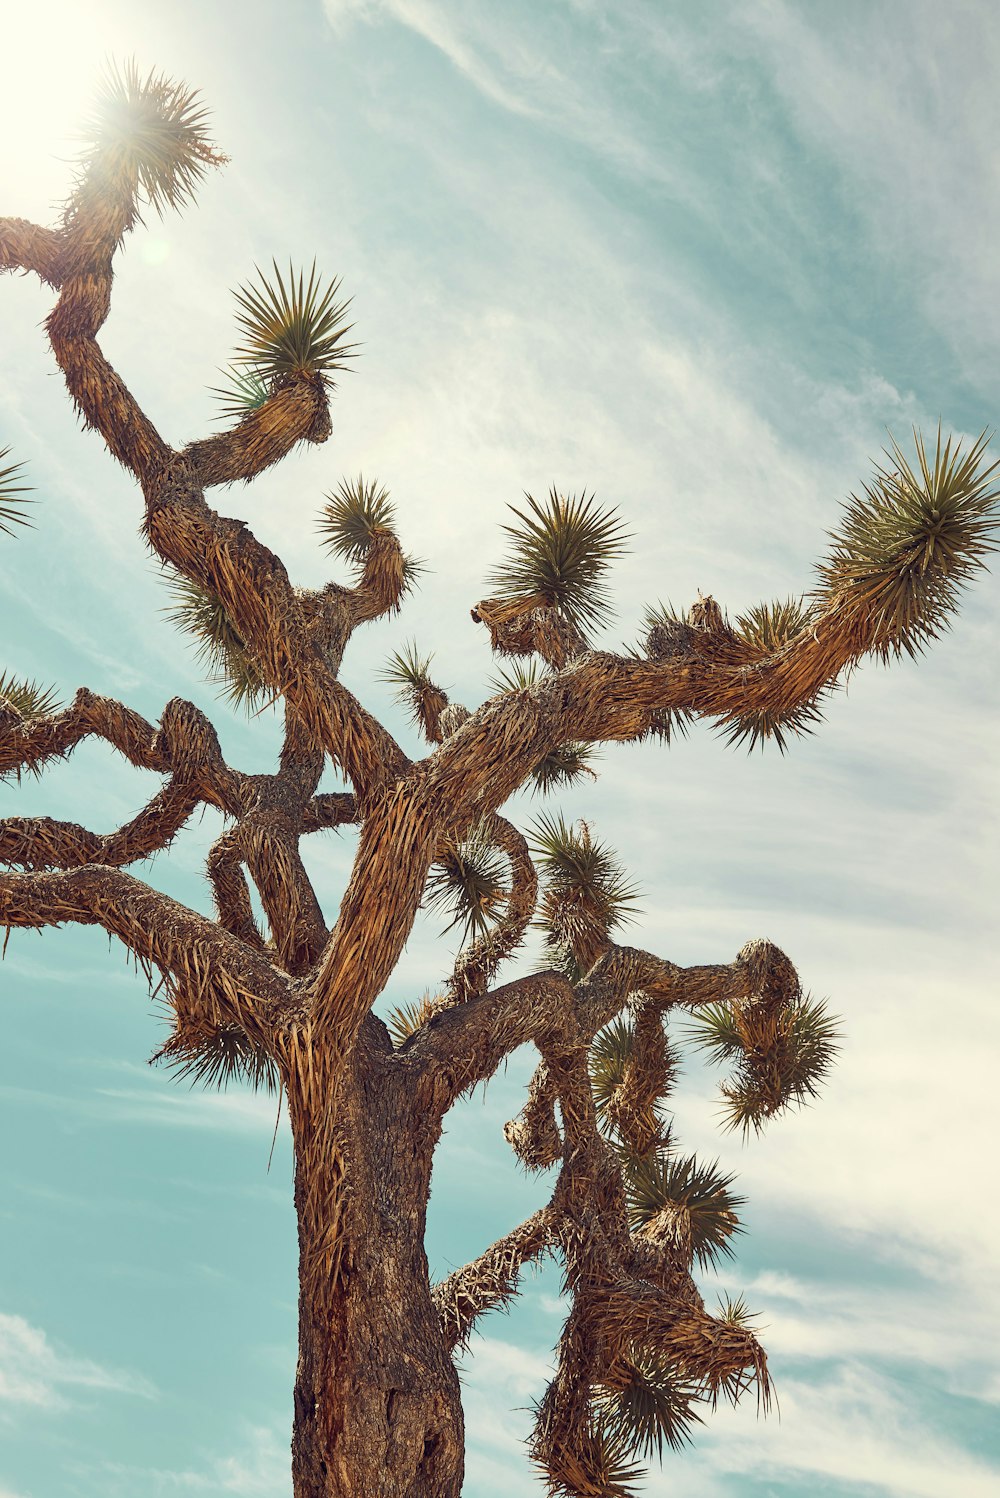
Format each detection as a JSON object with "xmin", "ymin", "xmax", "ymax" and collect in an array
[
  {"xmin": 0, "ymin": 776, "xmax": 200, "ymax": 870},
  {"xmin": 433, "ymin": 1208, "xmax": 557, "ymax": 1354},
  {"xmin": 0, "ymin": 866, "xmax": 290, "ymax": 1035},
  {"xmin": 0, "ymin": 217, "xmax": 63, "ymax": 286},
  {"xmin": 181, "ymin": 376, "xmax": 331, "ymax": 486}
]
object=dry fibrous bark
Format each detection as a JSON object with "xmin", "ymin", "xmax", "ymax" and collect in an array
[{"xmin": 2, "ymin": 63, "xmax": 998, "ymax": 1498}]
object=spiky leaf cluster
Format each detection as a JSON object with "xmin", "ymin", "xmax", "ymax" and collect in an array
[
  {"xmin": 718, "ymin": 692, "xmax": 828, "ymax": 754},
  {"xmin": 687, "ymin": 993, "xmax": 841, "ymax": 1136},
  {"xmin": 162, "ymin": 574, "xmax": 269, "ymax": 713},
  {"xmin": 379, "ymin": 640, "xmax": 448, "ymax": 739},
  {"xmin": 593, "ymin": 1353, "xmax": 704, "ymax": 1458},
  {"xmin": 816, "ymin": 427, "xmax": 1000, "ymax": 659},
  {"xmin": 487, "ymin": 489, "xmax": 629, "ymax": 636},
  {"xmin": 733, "ymin": 596, "xmax": 815, "ymax": 653},
  {"xmin": 424, "ymin": 831, "xmax": 508, "ymax": 943},
  {"xmin": 531, "ymin": 814, "xmax": 639, "ymax": 961},
  {"xmin": 625, "ymin": 1149, "xmax": 745, "ymax": 1269},
  {"xmin": 318, "ymin": 475, "xmax": 396, "ymax": 562},
  {"xmin": 530, "ymin": 742, "xmax": 598, "ymax": 796},
  {"xmin": 0, "ymin": 449, "xmax": 31, "ymax": 536},
  {"xmin": 210, "ymin": 365, "xmax": 272, "ymax": 423},
  {"xmin": 79, "ymin": 59, "xmax": 226, "ymax": 219},
  {"xmin": 385, "ymin": 993, "xmax": 439, "ymax": 1048},
  {"xmin": 589, "ymin": 1017, "xmax": 636, "ymax": 1124},
  {"xmin": 232, "ymin": 260, "xmax": 355, "ymax": 383},
  {"xmin": 536, "ymin": 1416, "xmax": 646, "ymax": 1498},
  {"xmin": 0, "ymin": 672, "xmax": 60, "ymax": 722},
  {"xmin": 155, "ymin": 1024, "xmax": 278, "ymax": 1093}
]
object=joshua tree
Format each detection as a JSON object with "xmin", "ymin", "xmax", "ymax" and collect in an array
[{"xmin": 1, "ymin": 65, "xmax": 997, "ymax": 1498}]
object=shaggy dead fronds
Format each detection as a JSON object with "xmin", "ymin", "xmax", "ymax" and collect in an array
[{"xmin": 487, "ymin": 489, "xmax": 629, "ymax": 637}]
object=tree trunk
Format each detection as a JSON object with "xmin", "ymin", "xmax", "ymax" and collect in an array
[{"xmin": 287, "ymin": 1030, "xmax": 464, "ymax": 1497}]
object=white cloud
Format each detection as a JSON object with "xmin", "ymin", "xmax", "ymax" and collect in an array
[
  {"xmin": 673, "ymin": 1364, "xmax": 1000, "ymax": 1498},
  {"xmin": 0, "ymin": 1313, "xmax": 154, "ymax": 1409}
]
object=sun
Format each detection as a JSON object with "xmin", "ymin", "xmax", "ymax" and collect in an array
[{"xmin": 1, "ymin": 7, "xmax": 130, "ymax": 221}]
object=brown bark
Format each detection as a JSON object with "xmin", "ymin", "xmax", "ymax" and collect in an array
[{"xmin": 283, "ymin": 1030, "xmax": 465, "ymax": 1497}]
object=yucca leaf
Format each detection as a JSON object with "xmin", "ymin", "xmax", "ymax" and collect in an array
[
  {"xmin": 733, "ymin": 596, "xmax": 816, "ymax": 653},
  {"xmin": 535, "ymin": 1414, "xmax": 646, "ymax": 1498},
  {"xmin": 155, "ymin": 1023, "xmax": 278, "ymax": 1094},
  {"xmin": 209, "ymin": 364, "xmax": 272, "ymax": 423},
  {"xmin": 0, "ymin": 449, "xmax": 32, "ymax": 536},
  {"xmin": 386, "ymin": 993, "xmax": 439, "ymax": 1048},
  {"xmin": 817, "ymin": 426, "xmax": 1000, "ymax": 658},
  {"xmin": 594, "ymin": 1352, "xmax": 704, "ymax": 1458},
  {"xmin": 232, "ymin": 260, "xmax": 356, "ymax": 382},
  {"xmin": 690, "ymin": 994, "xmax": 841, "ymax": 1137},
  {"xmin": 529, "ymin": 742, "xmax": 599, "ymax": 795},
  {"xmin": 318, "ymin": 475, "xmax": 396, "ymax": 562},
  {"xmin": 589, "ymin": 1017, "xmax": 636, "ymax": 1120},
  {"xmin": 625, "ymin": 1150, "xmax": 745, "ymax": 1269},
  {"xmin": 0, "ymin": 671, "xmax": 60, "ymax": 721},
  {"xmin": 161, "ymin": 572, "xmax": 270, "ymax": 713},
  {"xmin": 487, "ymin": 489, "xmax": 629, "ymax": 636},
  {"xmin": 531, "ymin": 814, "xmax": 640, "ymax": 958},
  {"xmin": 717, "ymin": 692, "xmax": 829, "ymax": 754},
  {"xmin": 424, "ymin": 832, "xmax": 508, "ymax": 943},
  {"xmin": 488, "ymin": 659, "xmax": 546, "ymax": 694},
  {"xmin": 717, "ymin": 1293, "xmax": 758, "ymax": 1330},
  {"xmin": 79, "ymin": 59, "xmax": 226, "ymax": 219}
]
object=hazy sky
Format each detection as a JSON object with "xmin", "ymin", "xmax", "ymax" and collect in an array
[{"xmin": 1, "ymin": 3, "xmax": 999, "ymax": 1495}]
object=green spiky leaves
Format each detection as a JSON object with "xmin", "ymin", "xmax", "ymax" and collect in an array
[
  {"xmin": 385, "ymin": 993, "xmax": 438, "ymax": 1048},
  {"xmin": 0, "ymin": 672, "xmax": 59, "ymax": 722},
  {"xmin": 80, "ymin": 59, "xmax": 226, "ymax": 220},
  {"xmin": 734, "ymin": 596, "xmax": 815, "ymax": 653},
  {"xmin": 487, "ymin": 489, "xmax": 629, "ymax": 636},
  {"xmin": 0, "ymin": 449, "xmax": 32, "ymax": 537},
  {"xmin": 593, "ymin": 1354, "xmax": 704, "ymax": 1458},
  {"xmin": 625, "ymin": 1149, "xmax": 745, "ymax": 1269},
  {"xmin": 154, "ymin": 1023, "xmax": 278, "ymax": 1094},
  {"xmin": 231, "ymin": 260, "xmax": 355, "ymax": 384},
  {"xmin": 319, "ymin": 475, "xmax": 395, "ymax": 562},
  {"xmin": 162, "ymin": 574, "xmax": 269, "ymax": 714},
  {"xmin": 425, "ymin": 830, "xmax": 508, "ymax": 943},
  {"xmin": 532, "ymin": 814, "xmax": 639, "ymax": 966},
  {"xmin": 209, "ymin": 365, "xmax": 272, "ymax": 423},
  {"xmin": 687, "ymin": 993, "xmax": 841, "ymax": 1136},
  {"xmin": 818, "ymin": 426, "xmax": 1000, "ymax": 659}
]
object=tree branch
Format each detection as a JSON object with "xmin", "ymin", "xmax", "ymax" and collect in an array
[
  {"xmin": 433, "ymin": 1208, "xmax": 558, "ymax": 1354},
  {"xmin": 0, "ymin": 866, "xmax": 290, "ymax": 1036}
]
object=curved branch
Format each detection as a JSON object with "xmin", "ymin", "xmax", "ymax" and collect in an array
[
  {"xmin": 0, "ymin": 866, "xmax": 290, "ymax": 1034},
  {"xmin": 181, "ymin": 376, "xmax": 331, "ymax": 486},
  {"xmin": 207, "ymin": 830, "xmax": 265, "ymax": 949},
  {"xmin": 0, "ymin": 776, "xmax": 200, "ymax": 870},
  {"xmin": 433, "ymin": 1208, "xmax": 558, "ymax": 1354},
  {"xmin": 0, "ymin": 217, "xmax": 63, "ymax": 286},
  {"xmin": 446, "ymin": 813, "xmax": 538, "ymax": 1001},
  {"xmin": 301, "ymin": 792, "xmax": 357, "ymax": 835}
]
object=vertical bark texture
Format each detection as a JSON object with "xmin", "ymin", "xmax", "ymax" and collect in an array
[{"xmin": 286, "ymin": 1031, "xmax": 464, "ymax": 1497}]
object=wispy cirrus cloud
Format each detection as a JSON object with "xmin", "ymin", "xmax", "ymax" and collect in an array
[{"xmin": 0, "ymin": 1313, "xmax": 155, "ymax": 1410}]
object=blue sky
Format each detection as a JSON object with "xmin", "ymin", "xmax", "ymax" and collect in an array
[{"xmin": 1, "ymin": 2, "xmax": 999, "ymax": 1494}]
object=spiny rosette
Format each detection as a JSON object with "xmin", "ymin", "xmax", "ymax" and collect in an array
[
  {"xmin": 0, "ymin": 671, "xmax": 59, "ymax": 724},
  {"xmin": 592, "ymin": 1352, "xmax": 704, "ymax": 1458},
  {"xmin": 486, "ymin": 488, "xmax": 629, "ymax": 636},
  {"xmin": 231, "ymin": 260, "xmax": 356, "ymax": 385},
  {"xmin": 161, "ymin": 573, "xmax": 270, "ymax": 715},
  {"xmin": 153, "ymin": 1022, "xmax": 278, "ymax": 1094},
  {"xmin": 531, "ymin": 813, "xmax": 640, "ymax": 965},
  {"xmin": 816, "ymin": 425, "xmax": 1000, "ymax": 659},
  {"xmin": 624, "ymin": 1148, "xmax": 745, "ymax": 1269},
  {"xmin": 77, "ymin": 59, "xmax": 226, "ymax": 221},
  {"xmin": 424, "ymin": 828, "xmax": 509, "ymax": 943}
]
